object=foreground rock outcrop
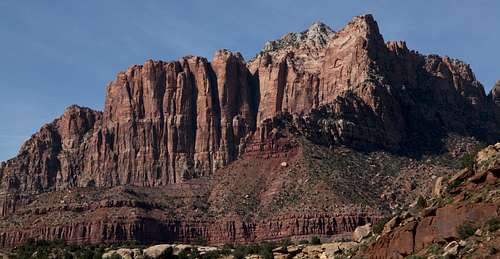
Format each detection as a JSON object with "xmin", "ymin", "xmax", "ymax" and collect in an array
[
  {"xmin": 0, "ymin": 14, "xmax": 499, "ymax": 248},
  {"xmin": 358, "ymin": 143, "xmax": 500, "ymax": 258}
]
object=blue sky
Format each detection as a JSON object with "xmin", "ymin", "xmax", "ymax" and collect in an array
[{"xmin": 0, "ymin": 1, "xmax": 499, "ymax": 161}]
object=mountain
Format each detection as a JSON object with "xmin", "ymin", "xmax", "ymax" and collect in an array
[{"xmin": 0, "ymin": 14, "xmax": 498, "ymax": 248}]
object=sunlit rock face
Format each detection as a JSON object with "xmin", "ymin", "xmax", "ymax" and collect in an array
[
  {"xmin": 1, "ymin": 15, "xmax": 499, "ymax": 194},
  {"xmin": 1, "ymin": 15, "xmax": 498, "ymax": 196},
  {"xmin": 0, "ymin": 14, "xmax": 499, "ymax": 249}
]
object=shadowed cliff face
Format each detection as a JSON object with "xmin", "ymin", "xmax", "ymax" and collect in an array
[{"xmin": 0, "ymin": 14, "xmax": 498, "ymax": 248}]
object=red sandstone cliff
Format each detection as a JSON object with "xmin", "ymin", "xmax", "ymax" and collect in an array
[
  {"xmin": 0, "ymin": 14, "xmax": 499, "ymax": 247},
  {"xmin": 1, "ymin": 14, "xmax": 498, "ymax": 194}
]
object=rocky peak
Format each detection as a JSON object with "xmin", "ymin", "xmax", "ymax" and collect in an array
[
  {"xmin": 303, "ymin": 21, "xmax": 335, "ymax": 47},
  {"xmin": 248, "ymin": 21, "xmax": 335, "ymax": 85},
  {"xmin": 319, "ymin": 14, "xmax": 390, "ymax": 105},
  {"xmin": 346, "ymin": 14, "xmax": 380, "ymax": 34},
  {"xmin": 213, "ymin": 49, "xmax": 244, "ymax": 62},
  {"xmin": 17, "ymin": 105, "xmax": 100, "ymax": 154},
  {"xmin": 329, "ymin": 14, "xmax": 386, "ymax": 55},
  {"xmin": 258, "ymin": 21, "xmax": 335, "ymax": 57},
  {"xmin": 55, "ymin": 105, "xmax": 101, "ymax": 149}
]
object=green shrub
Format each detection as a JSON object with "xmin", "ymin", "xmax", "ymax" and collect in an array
[
  {"xmin": 194, "ymin": 236, "xmax": 208, "ymax": 246},
  {"xmin": 460, "ymin": 153, "xmax": 476, "ymax": 170},
  {"xmin": 232, "ymin": 246, "xmax": 247, "ymax": 259},
  {"xmin": 92, "ymin": 246, "xmax": 105, "ymax": 259},
  {"xmin": 486, "ymin": 217, "xmax": 500, "ymax": 232},
  {"xmin": 12, "ymin": 239, "xmax": 66, "ymax": 259},
  {"xmin": 177, "ymin": 250, "xmax": 189, "ymax": 259},
  {"xmin": 110, "ymin": 253, "xmax": 123, "ymax": 259},
  {"xmin": 457, "ymin": 222, "xmax": 477, "ymax": 239},
  {"xmin": 373, "ymin": 217, "xmax": 390, "ymax": 235},
  {"xmin": 201, "ymin": 249, "xmax": 231, "ymax": 259},
  {"xmin": 259, "ymin": 247, "xmax": 273, "ymax": 259},
  {"xmin": 416, "ymin": 196, "xmax": 427, "ymax": 209},
  {"xmin": 191, "ymin": 247, "xmax": 200, "ymax": 258},
  {"xmin": 298, "ymin": 240, "xmax": 309, "ymax": 245},
  {"xmin": 231, "ymin": 242, "xmax": 277, "ymax": 259},
  {"xmin": 426, "ymin": 243, "xmax": 441, "ymax": 255},
  {"xmin": 448, "ymin": 178, "xmax": 464, "ymax": 190},
  {"xmin": 10, "ymin": 240, "xmax": 131, "ymax": 259},
  {"xmin": 280, "ymin": 238, "xmax": 293, "ymax": 250},
  {"xmin": 310, "ymin": 236, "xmax": 321, "ymax": 245},
  {"xmin": 257, "ymin": 242, "xmax": 275, "ymax": 259}
]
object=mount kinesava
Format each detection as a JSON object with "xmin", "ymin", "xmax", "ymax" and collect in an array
[{"xmin": 0, "ymin": 14, "xmax": 499, "ymax": 258}]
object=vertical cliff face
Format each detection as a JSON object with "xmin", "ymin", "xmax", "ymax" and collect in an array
[
  {"xmin": 89, "ymin": 58, "xmax": 204, "ymax": 187},
  {"xmin": 0, "ymin": 14, "xmax": 499, "ymax": 195},
  {"xmin": 79, "ymin": 54, "xmax": 257, "ymax": 188}
]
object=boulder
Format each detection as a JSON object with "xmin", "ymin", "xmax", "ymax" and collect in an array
[
  {"xmin": 301, "ymin": 245, "xmax": 323, "ymax": 256},
  {"xmin": 320, "ymin": 242, "xmax": 357, "ymax": 257},
  {"xmin": 272, "ymin": 254, "xmax": 288, "ymax": 259},
  {"xmin": 273, "ymin": 253, "xmax": 291, "ymax": 259},
  {"xmin": 321, "ymin": 243, "xmax": 342, "ymax": 255},
  {"xmin": 442, "ymin": 241, "xmax": 459, "ymax": 257},
  {"xmin": 382, "ymin": 216, "xmax": 399, "ymax": 235},
  {"xmin": 486, "ymin": 171, "xmax": 499, "ymax": 184},
  {"xmin": 102, "ymin": 248, "xmax": 141, "ymax": 259},
  {"xmin": 143, "ymin": 244, "xmax": 174, "ymax": 258},
  {"xmin": 197, "ymin": 246, "xmax": 219, "ymax": 254},
  {"xmin": 420, "ymin": 206, "xmax": 437, "ymax": 217},
  {"xmin": 432, "ymin": 176, "xmax": 444, "ymax": 197},
  {"xmin": 448, "ymin": 168, "xmax": 471, "ymax": 184},
  {"xmin": 286, "ymin": 245, "xmax": 302, "ymax": 254},
  {"xmin": 476, "ymin": 143, "xmax": 500, "ymax": 172},
  {"xmin": 173, "ymin": 244, "xmax": 192, "ymax": 255},
  {"xmin": 353, "ymin": 223, "xmax": 372, "ymax": 242},
  {"xmin": 469, "ymin": 171, "xmax": 488, "ymax": 183}
]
